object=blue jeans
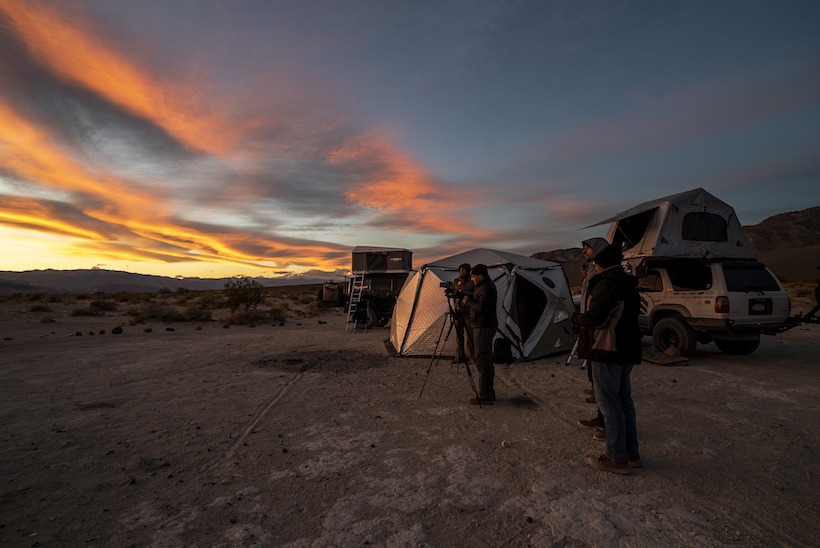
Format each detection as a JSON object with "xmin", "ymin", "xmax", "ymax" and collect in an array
[{"xmin": 590, "ymin": 361, "xmax": 639, "ymax": 463}]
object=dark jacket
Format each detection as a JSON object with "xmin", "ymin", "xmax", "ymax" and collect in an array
[
  {"xmin": 469, "ymin": 277, "xmax": 498, "ymax": 328},
  {"xmin": 572, "ymin": 266, "xmax": 642, "ymax": 364}
]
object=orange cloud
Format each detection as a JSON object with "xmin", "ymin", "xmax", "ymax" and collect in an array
[
  {"xmin": 331, "ymin": 133, "xmax": 491, "ymax": 238},
  {"xmin": 0, "ymin": 0, "xmax": 242, "ymax": 155},
  {"xmin": 0, "ymin": 99, "xmax": 348, "ymax": 272}
]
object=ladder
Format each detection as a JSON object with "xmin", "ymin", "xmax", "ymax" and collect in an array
[{"xmin": 345, "ymin": 273, "xmax": 367, "ymax": 331}]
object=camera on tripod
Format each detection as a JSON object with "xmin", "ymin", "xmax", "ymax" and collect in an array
[{"xmin": 440, "ymin": 281, "xmax": 472, "ymax": 300}]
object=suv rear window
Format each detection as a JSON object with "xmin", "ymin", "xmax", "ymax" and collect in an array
[
  {"xmin": 666, "ymin": 263, "xmax": 712, "ymax": 291},
  {"xmin": 722, "ymin": 263, "xmax": 781, "ymax": 292}
]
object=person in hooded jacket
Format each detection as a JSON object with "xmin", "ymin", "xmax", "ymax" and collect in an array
[
  {"xmin": 577, "ymin": 237, "xmax": 610, "ymax": 412},
  {"xmin": 571, "ymin": 244, "xmax": 642, "ymax": 474},
  {"xmin": 463, "ymin": 263, "xmax": 497, "ymax": 405}
]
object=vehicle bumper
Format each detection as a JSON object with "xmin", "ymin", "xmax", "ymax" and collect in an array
[{"xmin": 686, "ymin": 318, "xmax": 798, "ymax": 335}]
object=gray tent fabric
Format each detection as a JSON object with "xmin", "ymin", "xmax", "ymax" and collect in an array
[
  {"xmin": 389, "ymin": 249, "xmax": 576, "ymax": 360},
  {"xmin": 587, "ymin": 188, "xmax": 756, "ymax": 260}
]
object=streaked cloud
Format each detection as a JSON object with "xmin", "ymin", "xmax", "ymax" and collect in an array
[{"xmin": 1, "ymin": 0, "xmax": 818, "ymax": 277}]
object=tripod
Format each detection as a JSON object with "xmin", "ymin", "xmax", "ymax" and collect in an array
[{"xmin": 418, "ymin": 294, "xmax": 482, "ymax": 406}]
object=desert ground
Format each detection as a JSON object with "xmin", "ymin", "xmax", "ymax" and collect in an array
[{"xmin": 1, "ymin": 287, "xmax": 819, "ymax": 547}]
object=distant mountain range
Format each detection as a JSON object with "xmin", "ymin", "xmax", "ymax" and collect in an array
[
  {"xmin": 2, "ymin": 207, "xmax": 817, "ymax": 294},
  {"xmin": 0, "ymin": 269, "xmax": 333, "ymax": 294}
]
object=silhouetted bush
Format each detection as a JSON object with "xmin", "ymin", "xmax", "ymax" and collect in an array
[
  {"xmin": 70, "ymin": 307, "xmax": 103, "ymax": 317},
  {"xmin": 182, "ymin": 306, "xmax": 212, "ymax": 322},
  {"xmin": 29, "ymin": 303, "xmax": 52, "ymax": 313},
  {"xmin": 90, "ymin": 299, "xmax": 118, "ymax": 312},
  {"xmin": 223, "ymin": 277, "xmax": 264, "ymax": 312}
]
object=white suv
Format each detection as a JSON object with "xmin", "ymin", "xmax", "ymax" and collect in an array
[{"xmin": 636, "ymin": 259, "xmax": 792, "ymax": 356}]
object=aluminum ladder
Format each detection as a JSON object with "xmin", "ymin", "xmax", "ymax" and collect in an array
[{"xmin": 345, "ymin": 273, "xmax": 367, "ymax": 331}]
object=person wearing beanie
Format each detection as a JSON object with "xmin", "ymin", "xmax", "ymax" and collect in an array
[
  {"xmin": 462, "ymin": 263, "xmax": 497, "ymax": 405},
  {"xmin": 571, "ymin": 244, "xmax": 642, "ymax": 474},
  {"xmin": 452, "ymin": 263, "xmax": 474, "ymax": 364}
]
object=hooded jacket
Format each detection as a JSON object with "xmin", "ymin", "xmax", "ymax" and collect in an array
[
  {"xmin": 572, "ymin": 266, "xmax": 642, "ymax": 364},
  {"xmin": 469, "ymin": 277, "xmax": 498, "ymax": 329}
]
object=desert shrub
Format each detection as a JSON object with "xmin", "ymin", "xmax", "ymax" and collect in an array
[
  {"xmin": 47, "ymin": 294, "xmax": 64, "ymax": 303},
  {"xmin": 196, "ymin": 293, "xmax": 224, "ymax": 309},
  {"xmin": 269, "ymin": 304, "xmax": 288, "ymax": 321},
  {"xmin": 223, "ymin": 277, "xmax": 264, "ymax": 312},
  {"xmin": 301, "ymin": 302, "xmax": 319, "ymax": 317},
  {"xmin": 182, "ymin": 306, "xmax": 212, "ymax": 322},
  {"xmin": 29, "ymin": 303, "xmax": 52, "ymax": 313},
  {"xmin": 113, "ymin": 292, "xmax": 151, "ymax": 304},
  {"xmin": 297, "ymin": 293, "xmax": 315, "ymax": 305},
  {"xmin": 129, "ymin": 302, "xmax": 186, "ymax": 322},
  {"xmin": 70, "ymin": 307, "xmax": 103, "ymax": 317},
  {"xmin": 90, "ymin": 299, "xmax": 118, "ymax": 312},
  {"xmin": 223, "ymin": 308, "xmax": 267, "ymax": 325},
  {"xmin": 223, "ymin": 304, "xmax": 288, "ymax": 325}
]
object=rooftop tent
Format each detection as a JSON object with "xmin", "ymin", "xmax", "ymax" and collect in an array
[
  {"xmin": 388, "ymin": 249, "xmax": 576, "ymax": 360},
  {"xmin": 589, "ymin": 188, "xmax": 756, "ymax": 260},
  {"xmin": 351, "ymin": 246, "xmax": 412, "ymax": 273}
]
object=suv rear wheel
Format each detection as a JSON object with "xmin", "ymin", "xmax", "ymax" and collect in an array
[
  {"xmin": 652, "ymin": 316, "xmax": 697, "ymax": 357},
  {"xmin": 713, "ymin": 335, "xmax": 760, "ymax": 355}
]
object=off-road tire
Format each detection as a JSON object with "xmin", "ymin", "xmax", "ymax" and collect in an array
[
  {"xmin": 375, "ymin": 317, "xmax": 390, "ymax": 328},
  {"xmin": 714, "ymin": 336, "xmax": 760, "ymax": 355},
  {"xmin": 365, "ymin": 303, "xmax": 378, "ymax": 329},
  {"xmin": 652, "ymin": 316, "xmax": 697, "ymax": 357}
]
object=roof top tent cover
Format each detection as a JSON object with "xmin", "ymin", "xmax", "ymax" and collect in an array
[
  {"xmin": 589, "ymin": 188, "xmax": 756, "ymax": 260},
  {"xmin": 352, "ymin": 246, "xmax": 413, "ymax": 273},
  {"xmin": 388, "ymin": 248, "xmax": 576, "ymax": 361}
]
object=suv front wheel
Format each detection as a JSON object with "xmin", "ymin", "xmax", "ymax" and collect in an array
[{"xmin": 652, "ymin": 316, "xmax": 697, "ymax": 357}]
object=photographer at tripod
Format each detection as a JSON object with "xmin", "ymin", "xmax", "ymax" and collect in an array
[
  {"xmin": 462, "ymin": 263, "xmax": 498, "ymax": 405},
  {"xmin": 451, "ymin": 263, "xmax": 474, "ymax": 364}
]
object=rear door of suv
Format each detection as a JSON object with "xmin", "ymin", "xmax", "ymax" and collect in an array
[{"xmin": 720, "ymin": 261, "xmax": 790, "ymax": 325}]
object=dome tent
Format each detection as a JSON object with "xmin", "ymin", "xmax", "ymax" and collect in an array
[{"xmin": 388, "ymin": 248, "xmax": 576, "ymax": 360}]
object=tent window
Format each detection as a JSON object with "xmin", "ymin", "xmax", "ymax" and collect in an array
[
  {"xmin": 613, "ymin": 209, "xmax": 655, "ymax": 252},
  {"xmin": 513, "ymin": 276, "xmax": 547, "ymax": 342},
  {"xmin": 682, "ymin": 212, "xmax": 728, "ymax": 242},
  {"xmin": 541, "ymin": 276, "xmax": 556, "ymax": 289}
]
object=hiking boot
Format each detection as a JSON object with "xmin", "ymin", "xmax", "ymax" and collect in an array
[
  {"xmin": 593, "ymin": 429, "xmax": 606, "ymax": 441},
  {"xmin": 469, "ymin": 397, "xmax": 493, "ymax": 405},
  {"xmin": 586, "ymin": 454, "xmax": 629, "ymax": 475},
  {"xmin": 628, "ymin": 455, "xmax": 643, "ymax": 468},
  {"xmin": 577, "ymin": 414, "xmax": 605, "ymax": 432}
]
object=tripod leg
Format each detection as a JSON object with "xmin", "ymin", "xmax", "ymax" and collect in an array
[{"xmin": 418, "ymin": 312, "xmax": 455, "ymax": 398}]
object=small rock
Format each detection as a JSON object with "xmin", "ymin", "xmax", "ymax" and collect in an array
[
  {"xmin": 143, "ymin": 328, "xmax": 153, "ymax": 333},
  {"xmin": 112, "ymin": 326, "xmax": 123, "ymax": 334},
  {"xmin": 166, "ymin": 327, "xmax": 175, "ymax": 332}
]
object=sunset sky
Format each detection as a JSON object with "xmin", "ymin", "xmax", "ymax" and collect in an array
[{"xmin": 1, "ymin": 0, "xmax": 819, "ymax": 279}]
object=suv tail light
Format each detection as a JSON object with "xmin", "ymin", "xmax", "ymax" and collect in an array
[{"xmin": 715, "ymin": 296, "xmax": 729, "ymax": 314}]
